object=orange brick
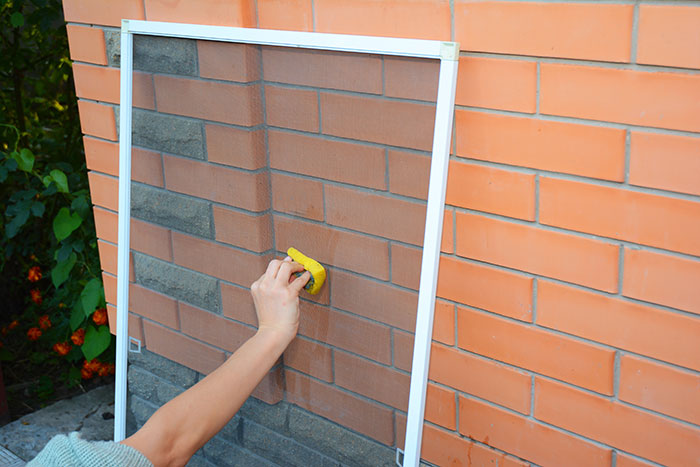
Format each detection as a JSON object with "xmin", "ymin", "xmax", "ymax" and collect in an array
[
  {"xmin": 163, "ymin": 155, "xmax": 269, "ymax": 211},
  {"xmin": 388, "ymin": 150, "xmax": 429, "ymax": 200},
  {"xmin": 388, "ymin": 302, "xmax": 454, "ymax": 352},
  {"xmin": 268, "ymin": 130, "xmax": 385, "ymax": 189},
  {"xmin": 197, "ymin": 42, "xmax": 259, "ymax": 82},
  {"xmin": 172, "ymin": 233, "xmax": 270, "ymax": 287},
  {"xmin": 155, "ymin": 76, "xmax": 261, "ymax": 126},
  {"xmin": 106, "ymin": 304, "xmax": 144, "ymax": 342},
  {"xmin": 63, "ymin": 0, "xmax": 144, "ymax": 27},
  {"xmin": 540, "ymin": 64, "xmax": 700, "ymax": 133},
  {"xmin": 616, "ymin": 453, "xmax": 656, "ymax": 467},
  {"xmin": 84, "ymin": 136, "xmax": 118, "ymax": 176},
  {"xmin": 334, "ymin": 350, "xmax": 409, "ymax": 410},
  {"xmin": 620, "ymin": 355, "xmax": 700, "ymax": 426},
  {"xmin": 220, "ymin": 282, "xmax": 257, "ymax": 326},
  {"xmin": 205, "ymin": 124, "xmax": 265, "ymax": 170},
  {"xmin": 325, "ymin": 184, "xmax": 425, "ymax": 245},
  {"xmin": 132, "ymin": 147, "xmax": 164, "ymax": 187},
  {"xmin": 393, "ymin": 330, "xmax": 413, "ymax": 371},
  {"xmin": 384, "ymin": 56, "xmax": 439, "ymax": 102},
  {"xmin": 461, "ymin": 395, "xmax": 611, "ymax": 467},
  {"xmin": 314, "ymin": 0, "xmax": 450, "ymax": 41},
  {"xmin": 535, "ymin": 378, "xmax": 700, "ymax": 466},
  {"xmin": 424, "ymin": 384, "xmax": 457, "ymax": 431},
  {"xmin": 131, "ymin": 218, "xmax": 172, "ymax": 261},
  {"xmin": 262, "ymin": 47, "xmax": 381, "ymax": 93},
  {"xmin": 455, "ymin": 2, "xmax": 632, "ymax": 62},
  {"xmin": 623, "ymin": 248, "xmax": 700, "ymax": 315},
  {"xmin": 144, "ymin": 0, "xmax": 255, "ymax": 27},
  {"xmin": 637, "ymin": 5, "xmax": 700, "ymax": 69},
  {"xmin": 270, "ymin": 172, "xmax": 324, "ymax": 221},
  {"xmin": 541, "ymin": 177, "xmax": 700, "ymax": 256},
  {"xmin": 142, "ymin": 320, "xmax": 226, "ymax": 375},
  {"xmin": 180, "ymin": 303, "xmax": 254, "ymax": 352},
  {"xmin": 129, "ymin": 284, "xmax": 178, "ymax": 329},
  {"xmin": 97, "ymin": 240, "xmax": 117, "ymax": 275},
  {"xmin": 93, "ymin": 207, "xmax": 118, "ymax": 243},
  {"xmin": 286, "ymin": 370, "xmax": 394, "ymax": 445},
  {"xmin": 77, "ymin": 100, "xmax": 117, "ymax": 141},
  {"xmin": 430, "ymin": 342, "xmax": 531, "ymax": 414},
  {"xmin": 437, "ymin": 255, "xmax": 533, "ymax": 321},
  {"xmin": 331, "ymin": 269, "xmax": 416, "ymax": 331},
  {"xmin": 214, "ymin": 207, "xmax": 272, "ymax": 253},
  {"xmin": 257, "ymin": 0, "xmax": 313, "ymax": 31},
  {"xmin": 284, "ymin": 337, "xmax": 332, "ymax": 382},
  {"xmin": 252, "ymin": 366, "xmax": 284, "ymax": 404},
  {"xmin": 447, "ymin": 161, "xmax": 535, "ymax": 221},
  {"xmin": 456, "ymin": 212, "xmax": 619, "ymax": 292},
  {"xmin": 66, "ymin": 25, "xmax": 107, "ymax": 65},
  {"xmin": 629, "ymin": 131, "xmax": 700, "ymax": 197},
  {"xmin": 274, "ymin": 216, "xmax": 389, "ymax": 280},
  {"xmin": 103, "ymin": 272, "xmax": 117, "ymax": 305},
  {"xmin": 321, "ymin": 92, "xmax": 435, "ymax": 151},
  {"xmin": 455, "ymin": 109, "xmax": 626, "ymax": 181},
  {"xmin": 459, "ymin": 309, "xmax": 615, "ymax": 394},
  {"xmin": 264, "ymin": 85, "xmax": 318, "ymax": 132},
  {"xmin": 390, "ymin": 237, "xmax": 455, "ymax": 290},
  {"xmin": 88, "ymin": 171, "xmax": 118, "ymax": 211},
  {"xmin": 73, "ymin": 64, "xmax": 154, "ymax": 109},
  {"xmin": 537, "ymin": 280, "xmax": 700, "ymax": 372},
  {"xmin": 456, "ymin": 56, "xmax": 537, "ymax": 112},
  {"xmin": 298, "ymin": 301, "xmax": 391, "ymax": 365}
]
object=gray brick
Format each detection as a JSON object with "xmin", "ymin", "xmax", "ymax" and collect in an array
[
  {"xmin": 218, "ymin": 414, "xmax": 242, "ymax": 444},
  {"xmin": 131, "ymin": 183, "xmax": 212, "ymax": 238},
  {"xmin": 129, "ymin": 395, "xmax": 158, "ymax": 428},
  {"xmin": 242, "ymin": 419, "xmax": 339, "ymax": 467},
  {"xmin": 203, "ymin": 436, "xmax": 276, "ymax": 467},
  {"xmin": 105, "ymin": 29, "xmax": 197, "ymax": 76},
  {"xmin": 133, "ymin": 253, "xmax": 220, "ymax": 312},
  {"xmin": 129, "ymin": 348, "xmax": 199, "ymax": 388},
  {"xmin": 156, "ymin": 378, "xmax": 186, "ymax": 404},
  {"xmin": 186, "ymin": 453, "xmax": 217, "ymax": 467},
  {"xmin": 238, "ymin": 397, "xmax": 289, "ymax": 434},
  {"xmin": 288, "ymin": 407, "xmax": 395, "ymax": 467},
  {"xmin": 127, "ymin": 365, "xmax": 158, "ymax": 403},
  {"xmin": 131, "ymin": 110, "xmax": 205, "ymax": 160}
]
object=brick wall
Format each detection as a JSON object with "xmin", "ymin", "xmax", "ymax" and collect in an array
[{"xmin": 64, "ymin": 1, "xmax": 700, "ymax": 466}]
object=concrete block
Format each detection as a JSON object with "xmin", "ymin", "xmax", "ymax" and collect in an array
[
  {"xmin": 238, "ymin": 397, "xmax": 289, "ymax": 434},
  {"xmin": 288, "ymin": 406, "xmax": 395, "ymax": 467},
  {"xmin": 105, "ymin": 29, "xmax": 197, "ymax": 76},
  {"xmin": 129, "ymin": 349, "xmax": 199, "ymax": 389},
  {"xmin": 203, "ymin": 436, "xmax": 276, "ymax": 467},
  {"xmin": 133, "ymin": 253, "xmax": 220, "ymax": 312},
  {"xmin": 129, "ymin": 395, "xmax": 158, "ymax": 428},
  {"xmin": 131, "ymin": 109, "xmax": 206, "ymax": 160},
  {"xmin": 131, "ymin": 183, "xmax": 213, "ymax": 238}
]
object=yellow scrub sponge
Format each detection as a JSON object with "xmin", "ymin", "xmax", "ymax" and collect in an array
[{"xmin": 287, "ymin": 247, "xmax": 326, "ymax": 295}]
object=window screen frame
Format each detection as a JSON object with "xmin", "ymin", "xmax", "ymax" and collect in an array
[{"xmin": 115, "ymin": 20, "xmax": 459, "ymax": 466}]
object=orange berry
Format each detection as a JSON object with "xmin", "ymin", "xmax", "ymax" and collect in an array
[
  {"xmin": 92, "ymin": 308, "xmax": 108, "ymax": 326},
  {"xmin": 71, "ymin": 329, "xmax": 85, "ymax": 346},
  {"xmin": 27, "ymin": 327, "xmax": 42, "ymax": 341},
  {"xmin": 53, "ymin": 342, "xmax": 72, "ymax": 356},
  {"xmin": 30, "ymin": 289, "xmax": 42, "ymax": 305},
  {"xmin": 38, "ymin": 315, "xmax": 51, "ymax": 330},
  {"xmin": 27, "ymin": 266, "xmax": 42, "ymax": 282},
  {"xmin": 83, "ymin": 359, "xmax": 101, "ymax": 374}
]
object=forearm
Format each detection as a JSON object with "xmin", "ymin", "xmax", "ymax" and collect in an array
[{"xmin": 122, "ymin": 328, "xmax": 293, "ymax": 466}]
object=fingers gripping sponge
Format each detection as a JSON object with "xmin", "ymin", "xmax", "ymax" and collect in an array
[{"xmin": 287, "ymin": 247, "xmax": 326, "ymax": 295}]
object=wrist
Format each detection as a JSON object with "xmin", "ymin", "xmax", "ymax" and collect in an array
[{"xmin": 254, "ymin": 325, "xmax": 296, "ymax": 351}]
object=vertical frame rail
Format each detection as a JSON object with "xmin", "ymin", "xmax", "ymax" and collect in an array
[{"xmin": 402, "ymin": 56, "xmax": 459, "ymax": 467}]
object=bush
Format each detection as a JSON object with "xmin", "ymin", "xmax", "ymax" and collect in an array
[{"xmin": 1, "ymin": 0, "xmax": 114, "ymax": 414}]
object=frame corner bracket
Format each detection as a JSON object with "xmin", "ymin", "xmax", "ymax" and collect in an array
[{"xmin": 440, "ymin": 42, "xmax": 459, "ymax": 61}]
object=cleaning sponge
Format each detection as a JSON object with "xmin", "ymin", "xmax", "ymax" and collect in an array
[{"xmin": 287, "ymin": 247, "xmax": 326, "ymax": 295}]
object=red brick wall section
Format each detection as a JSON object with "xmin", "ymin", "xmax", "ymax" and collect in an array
[{"xmin": 64, "ymin": 1, "xmax": 700, "ymax": 465}]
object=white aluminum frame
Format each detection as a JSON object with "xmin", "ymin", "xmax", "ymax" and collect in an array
[{"xmin": 116, "ymin": 20, "xmax": 458, "ymax": 466}]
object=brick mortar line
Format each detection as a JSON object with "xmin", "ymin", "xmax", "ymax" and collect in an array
[
  {"xmin": 631, "ymin": 1, "xmax": 641, "ymax": 64},
  {"xmin": 535, "ymin": 61, "xmax": 541, "ymax": 115},
  {"xmin": 448, "ymin": 154, "xmax": 700, "ymax": 203},
  {"xmin": 454, "ymin": 104, "xmax": 700, "ymax": 138},
  {"xmin": 159, "ymin": 144, "xmax": 269, "ymax": 175},
  {"xmin": 457, "ymin": 49, "xmax": 700, "ymax": 75},
  {"xmin": 624, "ymin": 128, "xmax": 632, "ymax": 183}
]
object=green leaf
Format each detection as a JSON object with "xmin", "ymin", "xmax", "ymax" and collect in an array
[
  {"xmin": 56, "ymin": 242, "xmax": 72, "ymax": 262},
  {"xmin": 71, "ymin": 196, "xmax": 89, "ymax": 219},
  {"xmin": 81, "ymin": 325, "xmax": 111, "ymax": 361},
  {"xmin": 5, "ymin": 210, "xmax": 30, "ymax": 238},
  {"xmin": 42, "ymin": 175, "xmax": 53, "ymax": 188},
  {"xmin": 51, "ymin": 252, "xmax": 77, "ymax": 288},
  {"xmin": 80, "ymin": 278, "xmax": 104, "ymax": 317},
  {"xmin": 10, "ymin": 12, "xmax": 24, "ymax": 28},
  {"xmin": 31, "ymin": 201, "xmax": 45, "ymax": 217},
  {"xmin": 69, "ymin": 305, "xmax": 84, "ymax": 331},
  {"xmin": 0, "ymin": 166, "xmax": 7, "ymax": 183},
  {"xmin": 53, "ymin": 207, "xmax": 82, "ymax": 242},
  {"xmin": 49, "ymin": 169, "xmax": 69, "ymax": 193},
  {"xmin": 15, "ymin": 148, "xmax": 34, "ymax": 172}
]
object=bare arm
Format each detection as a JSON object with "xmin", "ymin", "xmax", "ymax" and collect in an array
[{"xmin": 121, "ymin": 258, "xmax": 310, "ymax": 467}]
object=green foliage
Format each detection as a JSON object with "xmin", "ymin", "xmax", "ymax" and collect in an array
[{"xmin": 1, "ymin": 0, "xmax": 115, "ymax": 417}]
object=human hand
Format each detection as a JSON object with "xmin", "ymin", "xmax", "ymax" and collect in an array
[{"xmin": 250, "ymin": 257, "xmax": 310, "ymax": 344}]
